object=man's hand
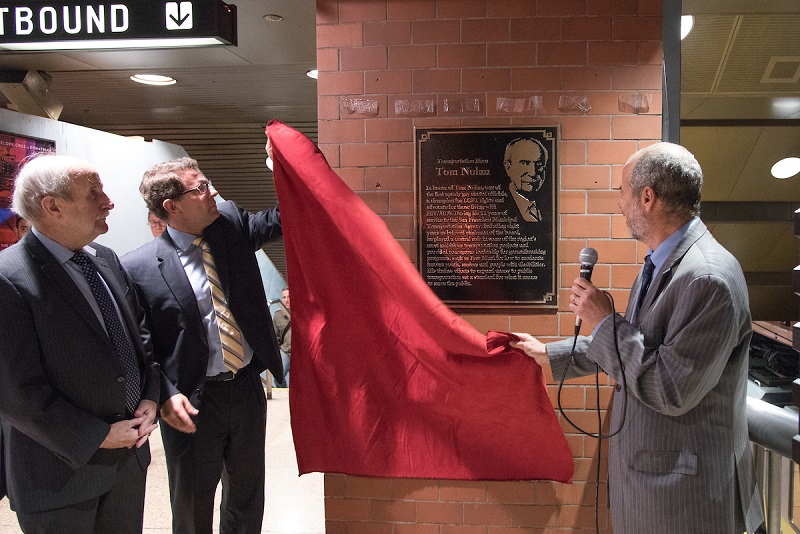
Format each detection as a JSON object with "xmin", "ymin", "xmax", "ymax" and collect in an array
[
  {"xmin": 100, "ymin": 417, "xmax": 146, "ymax": 449},
  {"xmin": 265, "ymin": 137, "xmax": 274, "ymax": 160},
  {"xmin": 160, "ymin": 393, "xmax": 199, "ymax": 434},
  {"xmin": 133, "ymin": 399, "xmax": 159, "ymax": 448},
  {"xmin": 510, "ymin": 333, "xmax": 550, "ymax": 366},
  {"xmin": 569, "ymin": 277, "xmax": 612, "ymax": 327},
  {"xmin": 265, "ymin": 137, "xmax": 274, "ymax": 171}
]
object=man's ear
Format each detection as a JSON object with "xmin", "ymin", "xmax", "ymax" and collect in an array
[
  {"xmin": 40, "ymin": 195, "xmax": 61, "ymax": 219},
  {"xmin": 640, "ymin": 186, "xmax": 656, "ymax": 212},
  {"xmin": 163, "ymin": 198, "xmax": 179, "ymax": 216}
]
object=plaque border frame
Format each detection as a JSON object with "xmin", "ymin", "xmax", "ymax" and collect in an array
[{"xmin": 414, "ymin": 126, "xmax": 559, "ymax": 314}]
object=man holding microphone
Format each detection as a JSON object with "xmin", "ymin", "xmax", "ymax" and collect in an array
[{"xmin": 513, "ymin": 142, "xmax": 763, "ymax": 534}]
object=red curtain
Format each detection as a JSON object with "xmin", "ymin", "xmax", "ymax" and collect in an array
[{"xmin": 267, "ymin": 120, "xmax": 573, "ymax": 482}]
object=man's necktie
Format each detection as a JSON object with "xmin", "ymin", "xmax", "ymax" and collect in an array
[
  {"xmin": 71, "ymin": 252, "xmax": 140, "ymax": 414},
  {"xmin": 525, "ymin": 201, "xmax": 542, "ymax": 222},
  {"xmin": 193, "ymin": 237, "xmax": 245, "ymax": 373},
  {"xmin": 636, "ymin": 254, "xmax": 655, "ymax": 314}
]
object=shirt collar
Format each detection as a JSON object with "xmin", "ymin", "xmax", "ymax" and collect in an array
[
  {"xmin": 648, "ymin": 216, "xmax": 697, "ymax": 271},
  {"xmin": 166, "ymin": 225, "xmax": 201, "ymax": 252},
  {"xmin": 31, "ymin": 227, "xmax": 96, "ymax": 264}
]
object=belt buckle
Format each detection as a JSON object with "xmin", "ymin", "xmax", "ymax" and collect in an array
[{"xmin": 207, "ymin": 371, "xmax": 235, "ymax": 382}]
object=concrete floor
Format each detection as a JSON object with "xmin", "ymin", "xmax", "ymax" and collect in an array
[{"xmin": 0, "ymin": 388, "xmax": 325, "ymax": 533}]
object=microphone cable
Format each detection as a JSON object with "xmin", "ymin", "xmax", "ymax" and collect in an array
[{"xmin": 556, "ymin": 290, "xmax": 628, "ymax": 534}]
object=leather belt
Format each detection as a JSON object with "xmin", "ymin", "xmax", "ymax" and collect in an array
[{"xmin": 205, "ymin": 371, "xmax": 235, "ymax": 382}]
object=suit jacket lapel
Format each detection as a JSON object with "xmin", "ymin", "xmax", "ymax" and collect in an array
[
  {"xmin": 93, "ymin": 250, "xmax": 147, "ymax": 368},
  {"xmin": 156, "ymin": 233, "xmax": 208, "ymax": 348},
  {"xmin": 637, "ymin": 218, "xmax": 708, "ymax": 319},
  {"xmin": 203, "ymin": 222, "xmax": 231, "ymax": 295},
  {"xmin": 24, "ymin": 235, "xmax": 109, "ymax": 342}
]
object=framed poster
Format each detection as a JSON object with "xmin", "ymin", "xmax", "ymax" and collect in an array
[
  {"xmin": 0, "ymin": 133, "xmax": 56, "ymax": 250},
  {"xmin": 416, "ymin": 126, "xmax": 558, "ymax": 312}
]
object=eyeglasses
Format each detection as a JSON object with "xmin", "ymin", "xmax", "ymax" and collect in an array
[
  {"xmin": 148, "ymin": 220, "xmax": 167, "ymax": 228},
  {"xmin": 177, "ymin": 181, "xmax": 213, "ymax": 197}
]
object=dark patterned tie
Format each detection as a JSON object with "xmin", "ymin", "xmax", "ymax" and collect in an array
[
  {"xmin": 71, "ymin": 252, "xmax": 140, "ymax": 414},
  {"xmin": 636, "ymin": 254, "xmax": 655, "ymax": 313}
]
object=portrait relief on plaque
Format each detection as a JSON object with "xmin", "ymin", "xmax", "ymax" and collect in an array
[{"xmin": 416, "ymin": 127, "xmax": 558, "ymax": 312}]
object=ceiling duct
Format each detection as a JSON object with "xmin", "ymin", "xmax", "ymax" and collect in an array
[{"xmin": 0, "ymin": 69, "xmax": 63, "ymax": 120}]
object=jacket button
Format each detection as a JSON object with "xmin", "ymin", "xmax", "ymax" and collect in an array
[
  {"xmin": 615, "ymin": 384, "xmax": 622, "ymax": 392},
  {"xmin": 116, "ymin": 376, "xmax": 125, "ymax": 383}
]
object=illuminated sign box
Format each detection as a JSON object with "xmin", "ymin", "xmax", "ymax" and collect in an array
[{"xmin": 0, "ymin": 0, "xmax": 237, "ymax": 50}]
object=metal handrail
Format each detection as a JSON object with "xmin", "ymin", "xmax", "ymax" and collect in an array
[
  {"xmin": 747, "ymin": 396, "xmax": 797, "ymax": 459},
  {"xmin": 747, "ymin": 395, "xmax": 799, "ymax": 534}
]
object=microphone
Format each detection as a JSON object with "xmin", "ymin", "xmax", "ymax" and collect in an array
[{"xmin": 574, "ymin": 247, "xmax": 599, "ymax": 333}]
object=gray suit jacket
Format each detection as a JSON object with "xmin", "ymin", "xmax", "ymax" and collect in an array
[
  {"xmin": 0, "ymin": 234, "xmax": 159, "ymax": 514},
  {"xmin": 548, "ymin": 218, "xmax": 763, "ymax": 534}
]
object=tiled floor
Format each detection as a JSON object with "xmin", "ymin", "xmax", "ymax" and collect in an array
[{"xmin": 0, "ymin": 388, "xmax": 325, "ymax": 533}]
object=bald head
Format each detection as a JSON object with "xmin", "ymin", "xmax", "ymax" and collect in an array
[{"xmin": 626, "ymin": 142, "xmax": 703, "ymax": 220}]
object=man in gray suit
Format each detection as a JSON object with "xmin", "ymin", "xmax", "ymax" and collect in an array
[
  {"xmin": 513, "ymin": 142, "xmax": 763, "ymax": 533},
  {"xmin": 0, "ymin": 155, "xmax": 160, "ymax": 533}
]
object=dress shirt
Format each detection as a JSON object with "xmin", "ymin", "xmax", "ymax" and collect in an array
[
  {"xmin": 591, "ymin": 217, "xmax": 697, "ymax": 335},
  {"xmin": 31, "ymin": 227, "xmax": 130, "ymax": 337},
  {"xmin": 166, "ymin": 226, "xmax": 254, "ymax": 376}
]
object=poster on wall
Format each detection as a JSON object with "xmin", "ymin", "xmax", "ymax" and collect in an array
[
  {"xmin": 416, "ymin": 126, "xmax": 558, "ymax": 312},
  {"xmin": 0, "ymin": 133, "xmax": 56, "ymax": 250}
]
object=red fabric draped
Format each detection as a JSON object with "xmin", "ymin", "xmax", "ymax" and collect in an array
[{"xmin": 266, "ymin": 120, "xmax": 573, "ymax": 482}]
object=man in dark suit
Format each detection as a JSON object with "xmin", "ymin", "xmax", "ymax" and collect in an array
[
  {"xmin": 0, "ymin": 154, "xmax": 160, "ymax": 533},
  {"xmin": 121, "ymin": 157, "xmax": 284, "ymax": 534},
  {"xmin": 513, "ymin": 143, "xmax": 763, "ymax": 533}
]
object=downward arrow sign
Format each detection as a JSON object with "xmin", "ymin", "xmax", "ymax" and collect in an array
[{"xmin": 165, "ymin": 2, "xmax": 193, "ymax": 30}]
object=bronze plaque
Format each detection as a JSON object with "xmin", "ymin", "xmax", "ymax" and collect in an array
[{"xmin": 416, "ymin": 127, "xmax": 558, "ymax": 311}]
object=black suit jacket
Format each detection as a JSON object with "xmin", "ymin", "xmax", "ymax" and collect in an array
[
  {"xmin": 0, "ymin": 234, "xmax": 159, "ymax": 514},
  {"xmin": 121, "ymin": 201, "xmax": 283, "ymax": 455}
]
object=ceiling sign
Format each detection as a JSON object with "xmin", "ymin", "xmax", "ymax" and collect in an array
[{"xmin": 0, "ymin": 0, "xmax": 237, "ymax": 50}]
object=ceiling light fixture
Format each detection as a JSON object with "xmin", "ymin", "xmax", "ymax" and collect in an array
[
  {"xmin": 771, "ymin": 98, "xmax": 800, "ymax": 117},
  {"xmin": 263, "ymin": 14, "xmax": 283, "ymax": 22},
  {"xmin": 306, "ymin": 69, "xmax": 318, "ymax": 80},
  {"xmin": 771, "ymin": 157, "xmax": 800, "ymax": 179},
  {"xmin": 680, "ymin": 15, "xmax": 694, "ymax": 40},
  {"xmin": 130, "ymin": 74, "xmax": 177, "ymax": 86}
]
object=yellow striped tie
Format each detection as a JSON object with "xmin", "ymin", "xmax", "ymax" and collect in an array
[{"xmin": 193, "ymin": 237, "xmax": 245, "ymax": 373}]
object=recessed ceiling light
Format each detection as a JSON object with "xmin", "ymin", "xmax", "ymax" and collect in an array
[
  {"xmin": 130, "ymin": 74, "xmax": 176, "ymax": 86},
  {"xmin": 680, "ymin": 15, "xmax": 694, "ymax": 40},
  {"xmin": 771, "ymin": 157, "xmax": 800, "ymax": 179},
  {"xmin": 263, "ymin": 14, "xmax": 283, "ymax": 22},
  {"xmin": 306, "ymin": 69, "xmax": 318, "ymax": 80},
  {"xmin": 772, "ymin": 98, "xmax": 800, "ymax": 116}
]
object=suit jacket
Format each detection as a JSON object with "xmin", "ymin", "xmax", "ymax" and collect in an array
[
  {"xmin": 548, "ymin": 218, "xmax": 763, "ymax": 534},
  {"xmin": 121, "ymin": 201, "xmax": 283, "ymax": 455},
  {"xmin": 0, "ymin": 234, "xmax": 159, "ymax": 514}
]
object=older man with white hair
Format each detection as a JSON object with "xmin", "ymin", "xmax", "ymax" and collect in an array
[{"xmin": 0, "ymin": 154, "xmax": 159, "ymax": 533}]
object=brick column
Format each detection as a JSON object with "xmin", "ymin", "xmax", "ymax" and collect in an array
[{"xmin": 317, "ymin": 1, "xmax": 663, "ymax": 531}]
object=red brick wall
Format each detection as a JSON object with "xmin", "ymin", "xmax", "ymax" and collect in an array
[{"xmin": 317, "ymin": 0, "xmax": 662, "ymax": 531}]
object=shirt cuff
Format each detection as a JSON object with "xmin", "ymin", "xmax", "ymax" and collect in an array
[{"xmin": 591, "ymin": 314, "xmax": 614, "ymax": 337}]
